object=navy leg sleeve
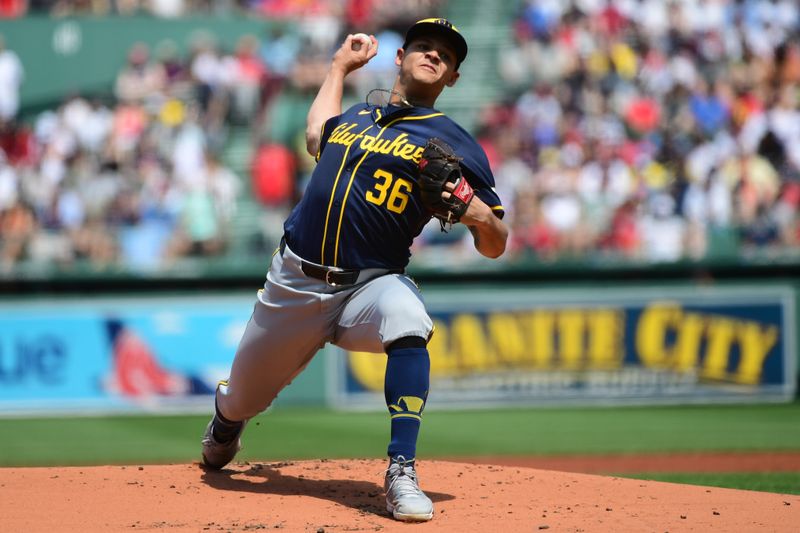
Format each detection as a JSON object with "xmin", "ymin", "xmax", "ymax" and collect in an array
[{"xmin": 384, "ymin": 338, "xmax": 430, "ymax": 461}]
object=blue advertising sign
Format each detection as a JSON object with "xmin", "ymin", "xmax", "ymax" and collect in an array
[
  {"xmin": 0, "ymin": 295, "xmax": 256, "ymax": 414},
  {"xmin": 334, "ymin": 285, "xmax": 797, "ymax": 408}
]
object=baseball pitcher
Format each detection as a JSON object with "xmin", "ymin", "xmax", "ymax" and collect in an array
[{"xmin": 201, "ymin": 18, "xmax": 508, "ymax": 522}]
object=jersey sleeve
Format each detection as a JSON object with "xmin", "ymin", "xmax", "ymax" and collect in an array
[
  {"xmin": 315, "ymin": 114, "xmax": 342, "ymax": 162},
  {"xmin": 449, "ymin": 127, "xmax": 505, "ymax": 219}
]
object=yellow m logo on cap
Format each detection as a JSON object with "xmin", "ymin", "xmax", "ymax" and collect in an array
[{"xmin": 417, "ymin": 17, "xmax": 461, "ymax": 33}]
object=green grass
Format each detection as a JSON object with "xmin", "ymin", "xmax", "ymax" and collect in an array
[
  {"xmin": 1, "ymin": 403, "xmax": 798, "ymax": 468},
  {"xmin": 621, "ymin": 472, "xmax": 800, "ymax": 495},
  {"xmin": 3, "ymin": 403, "xmax": 798, "ymax": 493},
  {"xmin": 418, "ymin": 403, "xmax": 800, "ymax": 456}
]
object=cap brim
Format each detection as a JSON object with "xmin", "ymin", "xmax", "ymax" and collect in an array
[{"xmin": 404, "ymin": 22, "xmax": 468, "ymax": 66}]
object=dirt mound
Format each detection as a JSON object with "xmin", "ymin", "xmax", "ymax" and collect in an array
[{"xmin": 1, "ymin": 459, "xmax": 798, "ymax": 532}]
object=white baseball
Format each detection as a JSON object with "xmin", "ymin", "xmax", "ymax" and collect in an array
[{"xmin": 351, "ymin": 33, "xmax": 372, "ymax": 52}]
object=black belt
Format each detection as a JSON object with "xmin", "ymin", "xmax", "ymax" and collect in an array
[
  {"xmin": 300, "ymin": 262, "xmax": 360, "ymax": 286},
  {"xmin": 280, "ymin": 235, "xmax": 361, "ymax": 286},
  {"xmin": 281, "ymin": 235, "xmax": 402, "ymax": 286}
]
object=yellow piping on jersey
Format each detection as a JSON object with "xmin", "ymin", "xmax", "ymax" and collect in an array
[
  {"xmin": 314, "ymin": 120, "xmax": 328, "ymax": 162},
  {"xmin": 332, "ymin": 112, "xmax": 444, "ymax": 265},
  {"xmin": 491, "ymin": 205, "xmax": 505, "ymax": 211},
  {"xmin": 396, "ymin": 113, "xmax": 445, "ymax": 121},
  {"xmin": 320, "ymin": 124, "xmax": 375, "ymax": 263}
]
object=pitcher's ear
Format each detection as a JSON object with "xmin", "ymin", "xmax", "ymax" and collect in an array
[
  {"xmin": 446, "ymin": 71, "xmax": 460, "ymax": 87},
  {"xmin": 395, "ymin": 47, "xmax": 405, "ymax": 67}
]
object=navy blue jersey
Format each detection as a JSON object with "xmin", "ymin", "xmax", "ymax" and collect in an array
[{"xmin": 284, "ymin": 102, "xmax": 504, "ymax": 269}]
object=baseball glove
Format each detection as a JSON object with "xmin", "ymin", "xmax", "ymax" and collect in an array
[{"xmin": 416, "ymin": 138, "xmax": 474, "ymax": 230}]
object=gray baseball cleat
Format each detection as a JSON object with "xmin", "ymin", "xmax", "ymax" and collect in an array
[
  {"xmin": 201, "ymin": 418, "xmax": 246, "ymax": 470},
  {"xmin": 384, "ymin": 456, "xmax": 434, "ymax": 522}
]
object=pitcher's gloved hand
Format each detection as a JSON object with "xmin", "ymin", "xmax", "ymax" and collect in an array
[{"xmin": 416, "ymin": 138, "xmax": 474, "ymax": 230}]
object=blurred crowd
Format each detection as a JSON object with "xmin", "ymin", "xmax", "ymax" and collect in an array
[
  {"xmin": 3, "ymin": 0, "xmax": 442, "ymax": 19},
  {"xmin": 477, "ymin": 0, "xmax": 800, "ymax": 264},
  {"xmin": 1, "ymin": 0, "xmax": 799, "ymax": 274},
  {"xmin": 0, "ymin": 0, "xmax": 441, "ymax": 273},
  {"xmin": 0, "ymin": 36, "xmax": 244, "ymax": 272}
]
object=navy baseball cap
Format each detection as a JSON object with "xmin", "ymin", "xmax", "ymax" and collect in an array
[{"xmin": 403, "ymin": 18, "xmax": 468, "ymax": 67}]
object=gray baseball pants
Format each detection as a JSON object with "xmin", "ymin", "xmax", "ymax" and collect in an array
[{"xmin": 216, "ymin": 242, "xmax": 433, "ymax": 422}]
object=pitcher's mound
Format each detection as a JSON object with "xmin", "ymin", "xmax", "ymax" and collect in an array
[{"xmin": 2, "ymin": 459, "xmax": 798, "ymax": 532}]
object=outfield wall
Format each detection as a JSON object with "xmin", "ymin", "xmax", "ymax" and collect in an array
[
  {"xmin": 0, "ymin": 282, "xmax": 795, "ymax": 416},
  {"xmin": 335, "ymin": 284, "xmax": 796, "ymax": 410}
]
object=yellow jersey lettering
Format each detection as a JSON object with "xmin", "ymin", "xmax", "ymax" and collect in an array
[
  {"xmin": 400, "ymin": 143, "xmax": 417, "ymax": 159},
  {"xmin": 366, "ymin": 169, "xmax": 392, "ymax": 206},
  {"xmin": 360, "ymin": 135, "xmax": 375, "ymax": 150},
  {"xmin": 390, "ymin": 134, "xmax": 410, "ymax": 156},
  {"xmin": 329, "ymin": 123, "xmax": 359, "ymax": 145},
  {"xmin": 386, "ymin": 178, "xmax": 411, "ymax": 214},
  {"xmin": 365, "ymin": 169, "xmax": 411, "ymax": 214},
  {"xmin": 327, "ymin": 123, "xmax": 346, "ymax": 143},
  {"xmin": 371, "ymin": 138, "xmax": 391, "ymax": 153},
  {"xmin": 331, "ymin": 123, "xmax": 426, "ymax": 161}
]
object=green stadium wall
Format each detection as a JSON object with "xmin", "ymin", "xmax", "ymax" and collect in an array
[{"xmin": 0, "ymin": 15, "xmax": 285, "ymax": 111}]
